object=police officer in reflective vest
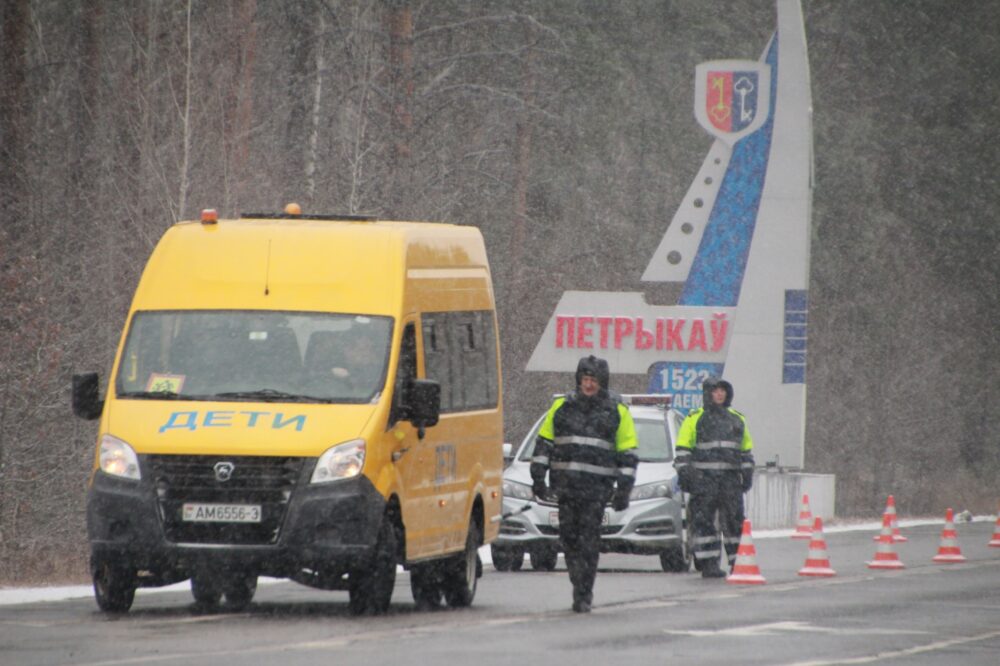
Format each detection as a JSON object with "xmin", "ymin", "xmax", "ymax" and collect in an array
[
  {"xmin": 530, "ymin": 355, "xmax": 638, "ymax": 612},
  {"xmin": 674, "ymin": 377, "xmax": 754, "ymax": 578}
]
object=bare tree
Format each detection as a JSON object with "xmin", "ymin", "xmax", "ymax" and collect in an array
[
  {"xmin": 0, "ymin": 0, "xmax": 30, "ymax": 237},
  {"xmin": 383, "ymin": 0, "xmax": 414, "ymax": 215},
  {"xmin": 2, "ymin": 0, "xmax": 1000, "ymax": 583}
]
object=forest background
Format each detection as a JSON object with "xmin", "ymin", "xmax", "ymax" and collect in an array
[{"xmin": 1, "ymin": 0, "xmax": 997, "ymax": 582}]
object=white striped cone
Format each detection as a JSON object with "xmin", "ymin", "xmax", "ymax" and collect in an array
[
  {"xmin": 873, "ymin": 495, "xmax": 907, "ymax": 542},
  {"xmin": 798, "ymin": 517, "xmax": 836, "ymax": 577},
  {"xmin": 727, "ymin": 520, "xmax": 766, "ymax": 584},
  {"xmin": 868, "ymin": 511, "xmax": 905, "ymax": 569},
  {"xmin": 791, "ymin": 494, "xmax": 814, "ymax": 540},
  {"xmin": 989, "ymin": 515, "xmax": 1000, "ymax": 548},
  {"xmin": 932, "ymin": 508, "xmax": 967, "ymax": 563}
]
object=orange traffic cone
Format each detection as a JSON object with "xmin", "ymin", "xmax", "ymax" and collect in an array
[
  {"xmin": 932, "ymin": 508, "xmax": 967, "ymax": 563},
  {"xmin": 868, "ymin": 511, "xmax": 905, "ymax": 570},
  {"xmin": 989, "ymin": 515, "xmax": 1000, "ymax": 548},
  {"xmin": 872, "ymin": 495, "xmax": 907, "ymax": 542},
  {"xmin": 727, "ymin": 520, "xmax": 766, "ymax": 584},
  {"xmin": 791, "ymin": 494, "xmax": 814, "ymax": 540},
  {"xmin": 798, "ymin": 517, "xmax": 836, "ymax": 577}
]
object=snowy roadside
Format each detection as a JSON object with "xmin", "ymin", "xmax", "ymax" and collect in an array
[{"xmin": 1, "ymin": 516, "xmax": 988, "ymax": 607}]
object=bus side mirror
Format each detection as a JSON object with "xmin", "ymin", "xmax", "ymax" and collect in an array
[
  {"xmin": 72, "ymin": 372, "xmax": 104, "ymax": 420},
  {"xmin": 408, "ymin": 379, "xmax": 440, "ymax": 439}
]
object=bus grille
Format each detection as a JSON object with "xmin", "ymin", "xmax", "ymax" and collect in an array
[{"xmin": 147, "ymin": 455, "xmax": 303, "ymax": 545}]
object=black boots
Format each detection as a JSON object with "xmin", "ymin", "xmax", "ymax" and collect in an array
[
  {"xmin": 572, "ymin": 589, "xmax": 593, "ymax": 613},
  {"xmin": 701, "ymin": 559, "xmax": 727, "ymax": 579}
]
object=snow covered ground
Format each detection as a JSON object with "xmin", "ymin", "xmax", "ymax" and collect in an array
[{"xmin": 1, "ymin": 516, "xmax": 988, "ymax": 606}]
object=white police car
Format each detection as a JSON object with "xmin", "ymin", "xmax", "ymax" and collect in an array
[{"xmin": 493, "ymin": 395, "xmax": 691, "ymax": 572}]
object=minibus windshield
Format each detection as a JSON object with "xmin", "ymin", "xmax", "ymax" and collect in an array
[{"xmin": 115, "ymin": 310, "xmax": 392, "ymax": 404}]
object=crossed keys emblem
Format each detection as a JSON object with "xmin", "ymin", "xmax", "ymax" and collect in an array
[
  {"xmin": 694, "ymin": 60, "xmax": 771, "ymax": 146},
  {"xmin": 709, "ymin": 74, "xmax": 758, "ymax": 125}
]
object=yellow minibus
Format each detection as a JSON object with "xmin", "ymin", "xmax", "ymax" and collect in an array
[{"xmin": 72, "ymin": 206, "xmax": 503, "ymax": 614}]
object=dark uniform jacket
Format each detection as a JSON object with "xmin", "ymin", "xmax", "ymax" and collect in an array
[
  {"xmin": 674, "ymin": 378, "xmax": 754, "ymax": 492},
  {"xmin": 530, "ymin": 391, "xmax": 639, "ymax": 501}
]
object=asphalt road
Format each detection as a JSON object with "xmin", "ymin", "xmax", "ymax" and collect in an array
[{"xmin": 2, "ymin": 521, "xmax": 999, "ymax": 666}]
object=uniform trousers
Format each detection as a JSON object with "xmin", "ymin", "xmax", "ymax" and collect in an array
[
  {"xmin": 558, "ymin": 496, "xmax": 605, "ymax": 604},
  {"xmin": 689, "ymin": 472, "xmax": 745, "ymax": 568}
]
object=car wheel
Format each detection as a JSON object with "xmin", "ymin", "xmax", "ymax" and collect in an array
[
  {"xmin": 530, "ymin": 547, "xmax": 558, "ymax": 571},
  {"xmin": 509, "ymin": 549, "xmax": 524, "ymax": 571},
  {"xmin": 410, "ymin": 561, "xmax": 444, "ymax": 610},
  {"xmin": 92, "ymin": 557, "xmax": 136, "ymax": 613},
  {"xmin": 349, "ymin": 516, "xmax": 397, "ymax": 615},
  {"xmin": 659, "ymin": 547, "xmax": 690, "ymax": 573},
  {"xmin": 491, "ymin": 544, "xmax": 515, "ymax": 572},
  {"xmin": 443, "ymin": 521, "xmax": 480, "ymax": 607},
  {"xmin": 223, "ymin": 574, "xmax": 257, "ymax": 611},
  {"xmin": 190, "ymin": 572, "xmax": 223, "ymax": 608}
]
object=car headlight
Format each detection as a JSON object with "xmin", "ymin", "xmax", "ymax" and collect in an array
[
  {"xmin": 311, "ymin": 439, "xmax": 365, "ymax": 483},
  {"xmin": 630, "ymin": 481, "xmax": 672, "ymax": 501},
  {"xmin": 502, "ymin": 480, "xmax": 534, "ymax": 501},
  {"xmin": 99, "ymin": 434, "xmax": 140, "ymax": 480}
]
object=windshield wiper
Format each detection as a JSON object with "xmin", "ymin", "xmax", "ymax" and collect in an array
[{"xmin": 213, "ymin": 389, "xmax": 332, "ymax": 403}]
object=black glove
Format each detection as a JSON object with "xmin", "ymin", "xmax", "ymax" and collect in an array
[
  {"xmin": 742, "ymin": 469, "xmax": 753, "ymax": 493},
  {"xmin": 532, "ymin": 479, "xmax": 548, "ymax": 501},
  {"xmin": 677, "ymin": 466, "xmax": 694, "ymax": 493},
  {"xmin": 612, "ymin": 488, "xmax": 630, "ymax": 511}
]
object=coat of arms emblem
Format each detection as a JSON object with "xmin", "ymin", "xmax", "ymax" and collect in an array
[{"xmin": 694, "ymin": 60, "xmax": 771, "ymax": 145}]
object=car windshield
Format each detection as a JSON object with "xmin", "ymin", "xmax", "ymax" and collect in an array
[
  {"xmin": 517, "ymin": 415, "xmax": 672, "ymax": 463},
  {"xmin": 115, "ymin": 310, "xmax": 392, "ymax": 403}
]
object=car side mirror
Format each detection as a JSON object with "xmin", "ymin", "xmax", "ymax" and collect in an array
[
  {"xmin": 502, "ymin": 442, "xmax": 514, "ymax": 468},
  {"xmin": 72, "ymin": 372, "xmax": 104, "ymax": 420},
  {"xmin": 408, "ymin": 379, "xmax": 440, "ymax": 439}
]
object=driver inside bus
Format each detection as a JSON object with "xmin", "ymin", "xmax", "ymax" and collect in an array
[
  {"xmin": 331, "ymin": 333, "xmax": 382, "ymax": 389},
  {"xmin": 305, "ymin": 327, "xmax": 385, "ymax": 399}
]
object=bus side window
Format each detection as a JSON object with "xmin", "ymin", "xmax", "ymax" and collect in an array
[{"xmin": 390, "ymin": 323, "xmax": 417, "ymax": 425}]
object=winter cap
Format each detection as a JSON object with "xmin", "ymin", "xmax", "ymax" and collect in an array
[
  {"xmin": 702, "ymin": 375, "xmax": 733, "ymax": 407},
  {"xmin": 576, "ymin": 355, "xmax": 610, "ymax": 391}
]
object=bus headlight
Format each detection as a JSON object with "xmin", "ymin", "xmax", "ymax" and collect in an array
[
  {"xmin": 99, "ymin": 434, "xmax": 141, "ymax": 480},
  {"xmin": 311, "ymin": 439, "xmax": 366, "ymax": 483}
]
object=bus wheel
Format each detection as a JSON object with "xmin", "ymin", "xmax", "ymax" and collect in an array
[
  {"xmin": 190, "ymin": 573, "xmax": 222, "ymax": 608},
  {"xmin": 223, "ymin": 574, "xmax": 257, "ymax": 611},
  {"xmin": 349, "ymin": 517, "xmax": 397, "ymax": 615},
  {"xmin": 443, "ymin": 521, "xmax": 480, "ymax": 607},
  {"xmin": 410, "ymin": 561, "xmax": 444, "ymax": 609},
  {"xmin": 92, "ymin": 557, "xmax": 136, "ymax": 613}
]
